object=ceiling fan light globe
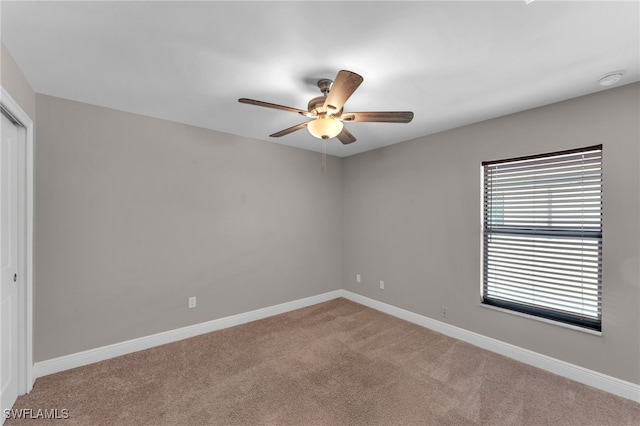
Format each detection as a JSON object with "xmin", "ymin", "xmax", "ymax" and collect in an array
[{"xmin": 307, "ymin": 117, "xmax": 343, "ymax": 140}]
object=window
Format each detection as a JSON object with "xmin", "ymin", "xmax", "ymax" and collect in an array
[{"xmin": 482, "ymin": 145, "xmax": 602, "ymax": 331}]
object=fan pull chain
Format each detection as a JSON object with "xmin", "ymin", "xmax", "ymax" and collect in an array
[{"xmin": 322, "ymin": 140, "xmax": 327, "ymax": 173}]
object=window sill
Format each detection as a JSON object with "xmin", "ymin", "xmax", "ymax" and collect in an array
[{"xmin": 480, "ymin": 303, "xmax": 603, "ymax": 336}]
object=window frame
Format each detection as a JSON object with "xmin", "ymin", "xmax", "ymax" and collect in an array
[{"xmin": 481, "ymin": 145, "xmax": 603, "ymax": 332}]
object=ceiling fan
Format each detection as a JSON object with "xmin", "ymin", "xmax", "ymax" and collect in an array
[{"xmin": 238, "ymin": 70, "xmax": 414, "ymax": 145}]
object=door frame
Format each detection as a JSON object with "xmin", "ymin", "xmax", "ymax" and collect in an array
[{"xmin": 1, "ymin": 87, "xmax": 34, "ymax": 394}]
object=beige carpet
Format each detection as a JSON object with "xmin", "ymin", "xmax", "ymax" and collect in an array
[{"xmin": 6, "ymin": 298, "xmax": 640, "ymax": 425}]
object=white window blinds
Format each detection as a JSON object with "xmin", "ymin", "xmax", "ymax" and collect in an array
[{"xmin": 482, "ymin": 145, "xmax": 602, "ymax": 331}]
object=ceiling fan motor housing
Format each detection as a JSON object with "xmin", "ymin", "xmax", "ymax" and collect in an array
[
  {"xmin": 307, "ymin": 96, "xmax": 343, "ymax": 117},
  {"xmin": 308, "ymin": 96, "xmax": 326, "ymax": 113},
  {"xmin": 308, "ymin": 79, "xmax": 343, "ymax": 116}
]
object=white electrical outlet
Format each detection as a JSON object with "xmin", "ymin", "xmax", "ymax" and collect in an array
[
  {"xmin": 189, "ymin": 296, "xmax": 197, "ymax": 309},
  {"xmin": 356, "ymin": 274, "xmax": 361, "ymax": 283},
  {"xmin": 380, "ymin": 280, "xmax": 384, "ymax": 289},
  {"xmin": 442, "ymin": 306, "xmax": 448, "ymax": 318}
]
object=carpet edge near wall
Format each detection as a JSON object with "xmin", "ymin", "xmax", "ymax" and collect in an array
[{"xmin": 32, "ymin": 289, "xmax": 640, "ymax": 403}]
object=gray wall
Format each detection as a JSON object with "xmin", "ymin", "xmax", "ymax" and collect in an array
[
  {"xmin": 34, "ymin": 95, "xmax": 343, "ymax": 361},
  {"xmin": 343, "ymin": 83, "xmax": 640, "ymax": 384}
]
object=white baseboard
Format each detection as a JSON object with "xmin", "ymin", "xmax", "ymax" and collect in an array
[
  {"xmin": 340, "ymin": 290, "xmax": 640, "ymax": 404},
  {"xmin": 33, "ymin": 290, "xmax": 343, "ymax": 378},
  {"xmin": 34, "ymin": 289, "xmax": 639, "ymax": 403}
]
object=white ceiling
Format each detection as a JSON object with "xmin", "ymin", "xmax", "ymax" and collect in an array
[{"xmin": 2, "ymin": 1, "xmax": 638, "ymax": 157}]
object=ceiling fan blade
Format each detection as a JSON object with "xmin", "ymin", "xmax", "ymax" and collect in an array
[
  {"xmin": 341, "ymin": 111, "xmax": 414, "ymax": 123},
  {"xmin": 337, "ymin": 127, "xmax": 357, "ymax": 145},
  {"xmin": 239, "ymin": 98, "xmax": 308, "ymax": 116},
  {"xmin": 323, "ymin": 70, "xmax": 363, "ymax": 113},
  {"xmin": 269, "ymin": 122, "xmax": 309, "ymax": 138}
]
